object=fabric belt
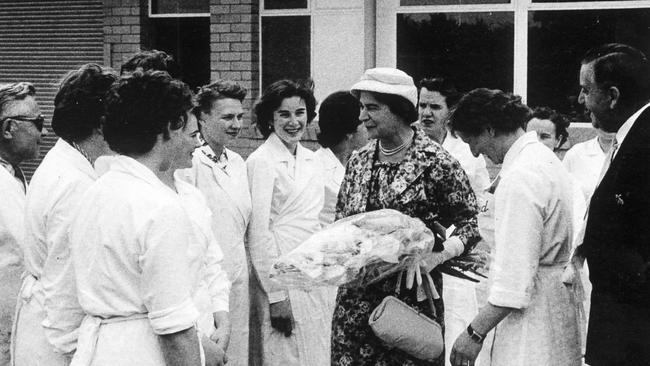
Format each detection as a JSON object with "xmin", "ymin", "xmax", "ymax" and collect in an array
[{"xmin": 70, "ymin": 313, "xmax": 148, "ymax": 366}]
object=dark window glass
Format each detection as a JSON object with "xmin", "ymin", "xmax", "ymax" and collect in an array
[
  {"xmin": 534, "ymin": 0, "xmax": 635, "ymax": 3},
  {"xmin": 147, "ymin": 17, "xmax": 210, "ymax": 89},
  {"xmin": 265, "ymin": 0, "xmax": 308, "ymax": 10},
  {"xmin": 151, "ymin": 0, "xmax": 208, "ymax": 14},
  {"xmin": 401, "ymin": 0, "xmax": 508, "ymax": 5},
  {"xmin": 397, "ymin": 12, "xmax": 514, "ymax": 93},
  {"xmin": 261, "ymin": 16, "xmax": 310, "ymax": 90},
  {"xmin": 528, "ymin": 9, "xmax": 650, "ymax": 122}
]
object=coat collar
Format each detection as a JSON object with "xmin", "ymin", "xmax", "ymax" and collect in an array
[
  {"xmin": 265, "ymin": 132, "xmax": 313, "ymax": 163},
  {"xmin": 95, "ymin": 155, "xmax": 171, "ymax": 192},
  {"xmin": 53, "ymin": 139, "xmax": 98, "ymax": 180},
  {"xmin": 500, "ymin": 131, "xmax": 538, "ymax": 177}
]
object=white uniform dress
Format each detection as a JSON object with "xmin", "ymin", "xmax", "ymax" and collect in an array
[
  {"xmin": 69, "ymin": 155, "xmax": 229, "ymax": 366},
  {"xmin": 313, "ymin": 147, "xmax": 346, "ymax": 359},
  {"xmin": 439, "ymin": 133, "xmax": 492, "ymax": 366},
  {"xmin": 246, "ymin": 133, "xmax": 329, "ymax": 366},
  {"xmin": 0, "ymin": 159, "xmax": 25, "ymax": 365},
  {"xmin": 13, "ymin": 140, "xmax": 95, "ymax": 366},
  {"xmin": 488, "ymin": 132, "xmax": 581, "ymax": 366},
  {"xmin": 177, "ymin": 145, "xmax": 251, "ymax": 366},
  {"xmin": 562, "ymin": 136, "xmax": 605, "ymax": 202}
]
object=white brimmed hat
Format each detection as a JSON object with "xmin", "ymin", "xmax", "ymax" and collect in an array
[{"xmin": 350, "ymin": 67, "xmax": 418, "ymax": 109}]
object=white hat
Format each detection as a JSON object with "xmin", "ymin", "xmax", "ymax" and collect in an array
[{"xmin": 350, "ymin": 67, "xmax": 418, "ymax": 109}]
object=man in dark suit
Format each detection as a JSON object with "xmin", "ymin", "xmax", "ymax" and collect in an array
[{"xmin": 577, "ymin": 43, "xmax": 650, "ymax": 366}]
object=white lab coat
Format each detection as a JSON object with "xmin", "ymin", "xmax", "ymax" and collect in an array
[
  {"xmin": 0, "ymin": 162, "xmax": 25, "ymax": 365},
  {"xmin": 246, "ymin": 133, "xmax": 329, "ymax": 366},
  {"xmin": 440, "ymin": 133, "xmax": 492, "ymax": 366},
  {"xmin": 13, "ymin": 139, "xmax": 96, "ymax": 366},
  {"xmin": 314, "ymin": 147, "xmax": 344, "ymax": 226},
  {"xmin": 488, "ymin": 132, "xmax": 581, "ymax": 366},
  {"xmin": 69, "ymin": 155, "xmax": 229, "ymax": 366},
  {"xmin": 177, "ymin": 145, "xmax": 251, "ymax": 366},
  {"xmin": 562, "ymin": 136, "xmax": 605, "ymax": 202}
]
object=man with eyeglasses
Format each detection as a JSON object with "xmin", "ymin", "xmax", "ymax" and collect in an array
[{"xmin": 0, "ymin": 82, "xmax": 46, "ymax": 364}]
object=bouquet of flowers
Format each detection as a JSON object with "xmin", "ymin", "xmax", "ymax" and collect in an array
[{"xmin": 270, "ymin": 209, "xmax": 488, "ymax": 290}]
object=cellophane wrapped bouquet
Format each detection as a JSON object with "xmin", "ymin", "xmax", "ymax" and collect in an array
[{"xmin": 270, "ymin": 209, "xmax": 439, "ymax": 290}]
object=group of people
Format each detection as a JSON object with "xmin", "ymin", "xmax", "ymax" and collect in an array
[{"xmin": 0, "ymin": 41, "xmax": 647, "ymax": 366}]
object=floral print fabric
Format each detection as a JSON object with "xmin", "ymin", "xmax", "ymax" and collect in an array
[{"xmin": 331, "ymin": 127, "xmax": 480, "ymax": 366}]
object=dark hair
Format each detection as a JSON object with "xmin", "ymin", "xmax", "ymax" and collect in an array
[
  {"xmin": 530, "ymin": 106, "xmax": 570, "ymax": 146},
  {"xmin": 450, "ymin": 88, "xmax": 531, "ymax": 136},
  {"xmin": 419, "ymin": 77, "xmax": 462, "ymax": 108},
  {"xmin": 582, "ymin": 43, "xmax": 650, "ymax": 110},
  {"xmin": 51, "ymin": 64, "xmax": 117, "ymax": 144},
  {"xmin": 195, "ymin": 79, "xmax": 247, "ymax": 114},
  {"xmin": 253, "ymin": 79, "xmax": 317, "ymax": 138},
  {"xmin": 317, "ymin": 91, "xmax": 361, "ymax": 148},
  {"xmin": 120, "ymin": 49, "xmax": 181, "ymax": 79},
  {"xmin": 367, "ymin": 91, "xmax": 418, "ymax": 125},
  {"xmin": 104, "ymin": 70, "xmax": 193, "ymax": 156}
]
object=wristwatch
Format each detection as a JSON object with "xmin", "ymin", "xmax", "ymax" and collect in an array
[{"xmin": 467, "ymin": 324, "xmax": 485, "ymax": 343}]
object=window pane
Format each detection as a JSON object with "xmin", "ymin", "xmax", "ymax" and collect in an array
[
  {"xmin": 151, "ymin": 0, "xmax": 208, "ymax": 14},
  {"xmin": 534, "ymin": 0, "xmax": 636, "ymax": 3},
  {"xmin": 261, "ymin": 16, "xmax": 311, "ymax": 90},
  {"xmin": 528, "ymin": 9, "xmax": 650, "ymax": 121},
  {"xmin": 146, "ymin": 17, "xmax": 210, "ymax": 89},
  {"xmin": 401, "ymin": 0, "xmax": 507, "ymax": 5},
  {"xmin": 397, "ymin": 13, "xmax": 514, "ymax": 93},
  {"xmin": 264, "ymin": 0, "xmax": 308, "ymax": 10}
]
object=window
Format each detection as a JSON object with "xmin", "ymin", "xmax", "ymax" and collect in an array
[
  {"xmin": 395, "ymin": 0, "xmax": 650, "ymax": 121},
  {"xmin": 397, "ymin": 12, "xmax": 514, "ymax": 93},
  {"xmin": 261, "ymin": 16, "xmax": 311, "ymax": 89},
  {"xmin": 145, "ymin": 0, "xmax": 210, "ymax": 89},
  {"xmin": 260, "ymin": 0, "xmax": 311, "ymax": 91}
]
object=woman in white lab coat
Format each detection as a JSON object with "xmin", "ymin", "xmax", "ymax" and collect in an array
[
  {"xmin": 315, "ymin": 90, "xmax": 368, "ymax": 226},
  {"xmin": 12, "ymin": 64, "xmax": 117, "ymax": 366},
  {"xmin": 176, "ymin": 80, "xmax": 251, "ymax": 366},
  {"xmin": 449, "ymin": 89, "xmax": 581, "ymax": 366},
  {"xmin": 246, "ymin": 80, "xmax": 329, "ymax": 365},
  {"xmin": 69, "ymin": 71, "xmax": 228, "ymax": 366}
]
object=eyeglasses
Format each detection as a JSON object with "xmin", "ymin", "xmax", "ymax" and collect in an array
[{"xmin": 0, "ymin": 115, "xmax": 45, "ymax": 132}]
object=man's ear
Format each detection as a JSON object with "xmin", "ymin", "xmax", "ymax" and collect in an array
[
  {"xmin": 608, "ymin": 86, "xmax": 620, "ymax": 109},
  {"xmin": 485, "ymin": 125, "xmax": 496, "ymax": 137},
  {"xmin": 1, "ymin": 119, "xmax": 13, "ymax": 140}
]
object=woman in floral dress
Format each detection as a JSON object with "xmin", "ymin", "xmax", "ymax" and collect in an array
[{"xmin": 331, "ymin": 68, "xmax": 480, "ymax": 366}]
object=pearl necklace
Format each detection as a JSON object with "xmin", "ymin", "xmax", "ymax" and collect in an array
[{"xmin": 378, "ymin": 130, "xmax": 414, "ymax": 156}]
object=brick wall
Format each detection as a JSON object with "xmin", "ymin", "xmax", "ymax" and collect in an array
[
  {"xmin": 209, "ymin": 0, "xmax": 265, "ymax": 158},
  {"xmin": 103, "ymin": 0, "xmax": 141, "ymax": 70}
]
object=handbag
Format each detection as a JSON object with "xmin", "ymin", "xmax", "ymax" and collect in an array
[{"xmin": 368, "ymin": 271, "xmax": 444, "ymax": 361}]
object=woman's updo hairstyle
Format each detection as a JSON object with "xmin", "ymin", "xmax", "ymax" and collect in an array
[{"xmin": 450, "ymin": 88, "xmax": 531, "ymax": 136}]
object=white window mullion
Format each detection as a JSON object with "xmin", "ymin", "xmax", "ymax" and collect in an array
[{"xmin": 513, "ymin": 0, "xmax": 529, "ymax": 101}]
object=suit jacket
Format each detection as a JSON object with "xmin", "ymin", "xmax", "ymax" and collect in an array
[
  {"xmin": 582, "ymin": 106, "xmax": 650, "ymax": 365},
  {"xmin": 583, "ymin": 106, "xmax": 650, "ymax": 305}
]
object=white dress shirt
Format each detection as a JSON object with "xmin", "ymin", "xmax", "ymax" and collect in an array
[{"xmin": 314, "ymin": 147, "xmax": 345, "ymax": 226}]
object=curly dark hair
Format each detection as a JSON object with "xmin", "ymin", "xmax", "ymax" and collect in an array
[
  {"xmin": 253, "ymin": 79, "xmax": 317, "ymax": 138},
  {"xmin": 120, "ymin": 49, "xmax": 181, "ymax": 79},
  {"xmin": 582, "ymin": 43, "xmax": 650, "ymax": 111},
  {"xmin": 104, "ymin": 70, "xmax": 193, "ymax": 156},
  {"xmin": 450, "ymin": 88, "xmax": 531, "ymax": 136},
  {"xmin": 529, "ymin": 106, "xmax": 570, "ymax": 147},
  {"xmin": 419, "ymin": 77, "xmax": 462, "ymax": 108},
  {"xmin": 317, "ymin": 91, "xmax": 361, "ymax": 148},
  {"xmin": 51, "ymin": 64, "xmax": 117, "ymax": 144},
  {"xmin": 195, "ymin": 79, "xmax": 247, "ymax": 114}
]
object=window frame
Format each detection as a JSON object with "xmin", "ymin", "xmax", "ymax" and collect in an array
[
  {"xmin": 148, "ymin": 0, "xmax": 210, "ymax": 18},
  {"xmin": 394, "ymin": 0, "xmax": 650, "ymax": 104},
  {"xmin": 258, "ymin": 0, "xmax": 314, "ymax": 91}
]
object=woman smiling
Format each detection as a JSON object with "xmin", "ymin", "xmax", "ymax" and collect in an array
[{"xmin": 246, "ymin": 80, "xmax": 332, "ymax": 365}]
